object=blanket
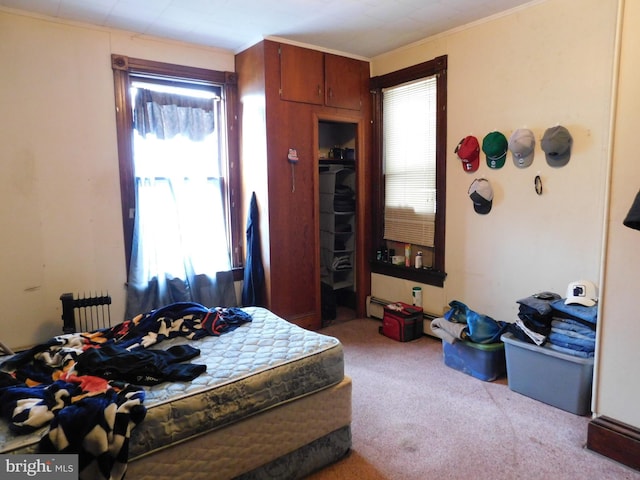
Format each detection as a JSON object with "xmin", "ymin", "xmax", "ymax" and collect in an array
[
  {"xmin": 430, "ymin": 317, "xmax": 468, "ymax": 344},
  {"xmin": 0, "ymin": 303, "xmax": 251, "ymax": 480}
]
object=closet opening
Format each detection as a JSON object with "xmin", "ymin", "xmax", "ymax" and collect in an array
[{"xmin": 318, "ymin": 119, "xmax": 358, "ymax": 325}]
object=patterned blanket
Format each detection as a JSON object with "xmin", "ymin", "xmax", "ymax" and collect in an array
[{"xmin": 0, "ymin": 303, "xmax": 251, "ymax": 480}]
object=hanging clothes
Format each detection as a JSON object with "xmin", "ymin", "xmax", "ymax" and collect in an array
[{"xmin": 242, "ymin": 192, "xmax": 265, "ymax": 306}]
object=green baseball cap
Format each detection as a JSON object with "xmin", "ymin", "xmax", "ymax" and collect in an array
[{"xmin": 482, "ymin": 131, "xmax": 508, "ymax": 169}]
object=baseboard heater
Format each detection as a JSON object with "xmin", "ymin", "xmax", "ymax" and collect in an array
[{"xmin": 366, "ymin": 295, "xmax": 440, "ymax": 338}]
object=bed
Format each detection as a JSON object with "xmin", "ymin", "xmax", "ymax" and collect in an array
[{"xmin": 0, "ymin": 305, "xmax": 352, "ymax": 480}]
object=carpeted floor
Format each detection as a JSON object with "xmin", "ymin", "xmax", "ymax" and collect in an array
[{"xmin": 307, "ymin": 317, "xmax": 640, "ymax": 480}]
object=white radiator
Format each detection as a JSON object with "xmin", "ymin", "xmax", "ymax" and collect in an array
[{"xmin": 366, "ymin": 295, "xmax": 440, "ymax": 338}]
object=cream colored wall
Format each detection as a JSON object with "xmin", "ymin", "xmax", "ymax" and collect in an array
[
  {"xmin": 597, "ymin": 0, "xmax": 640, "ymax": 428},
  {"xmin": 0, "ymin": 9, "xmax": 234, "ymax": 349},
  {"xmin": 370, "ymin": 0, "xmax": 618, "ymax": 324},
  {"xmin": 2, "ymin": 1, "xmax": 636, "ymax": 431},
  {"xmin": 371, "ymin": 0, "xmax": 640, "ymax": 430}
]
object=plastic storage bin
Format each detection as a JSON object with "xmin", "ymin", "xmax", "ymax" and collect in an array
[
  {"xmin": 442, "ymin": 339, "xmax": 506, "ymax": 382},
  {"xmin": 501, "ymin": 332, "xmax": 594, "ymax": 415}
]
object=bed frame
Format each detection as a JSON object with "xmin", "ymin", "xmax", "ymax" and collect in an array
[{"xmin": 128, "ymin": 376, "xmax": 352, "ymax": 479}]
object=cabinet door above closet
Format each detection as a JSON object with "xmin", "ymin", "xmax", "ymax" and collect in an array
[
  {"xmin": 324, "ymin": 53, "xmax": 365, "ymax": 111},
  {"xmin": 279, "ymin": 43, "xmax": 324, "ymax": 105},
  {"xmin": 278, "ymin": 43, "xmax": 367, "ymax": 111}
]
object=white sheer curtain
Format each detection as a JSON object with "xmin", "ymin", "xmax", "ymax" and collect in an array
[{"xmin": 125, "ymin": 86, "xmax": 234, "ymax": 318}]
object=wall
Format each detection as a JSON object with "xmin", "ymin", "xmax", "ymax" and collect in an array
[
  {"xmin": 597, "ymin": 0, "xmax": 640, "ymax": 429},
  {"xmin": 371, "ymin": 0, "xmax": 640, "ymax": 431},
  {"xmin": 370, "ymin": 0, "xmax": 617, "ymax": 322},
  {"xmin": 0, "ymin": 9, "xmax": 234, "ymax": 349},
  {"xmin": 2, "ymin": 0, "xmax": 636, "ymax": 433}
]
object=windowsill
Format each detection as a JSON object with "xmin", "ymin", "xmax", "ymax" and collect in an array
[{"xmin": 370, "ymin": 260, "xmax": 446, "ymax": 287}]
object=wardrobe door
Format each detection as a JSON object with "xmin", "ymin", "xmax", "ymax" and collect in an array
[
  {"xmin": 279, "ymin": 43, "xmax": 324, "ymax": 105},
  {"xmin": 324, "ymin": 54, "xmax": 366, "ymax": 111}
]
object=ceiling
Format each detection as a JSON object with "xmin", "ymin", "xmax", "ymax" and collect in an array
[{"xmin": 0, "ymin": 0, "xmax": 534, "ymax": 58}]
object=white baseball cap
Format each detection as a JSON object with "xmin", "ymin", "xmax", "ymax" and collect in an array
[{"xmin": 565, "ymin": 279, "xmax": 598, "ymax": 307}]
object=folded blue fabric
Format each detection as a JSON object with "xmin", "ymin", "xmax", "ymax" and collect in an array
[
  {"xmin": 548, "ymin": 332, "xmax": 595, "ymax": 351},
  {"xmin": 551, "ymin": 319, "xmax": 595, "ymax": 337},
  {"xmin": 548, "ymin": 315, "xmax": 596, "ymax": 354},
  {"xmin": 516, "ymin": 292, "xmax": 561, "ymax": 315},
  {"xmin": 550, "ymin": 299, "xmax": 598, "ymax": 324},
  {"xmin": 546, "ymin": 343, "xmax": 594, "ymax": 358}
]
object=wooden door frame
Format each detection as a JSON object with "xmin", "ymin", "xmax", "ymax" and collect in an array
[{"xmin": 313, "ymin": 112, "xmax": 372, "ymax": 319}]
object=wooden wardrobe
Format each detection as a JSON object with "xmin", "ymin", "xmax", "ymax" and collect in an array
[{"xmin": 235, "ymin": 40, "xmax": 372, "ymax": 329}]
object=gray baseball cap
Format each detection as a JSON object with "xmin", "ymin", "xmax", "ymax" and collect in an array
[{"xmin": 541, "ymin": 125, "xmax": 572, "ymax": 167}]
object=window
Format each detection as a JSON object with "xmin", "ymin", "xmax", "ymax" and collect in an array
[
  {"xmin": 370, "ymin": 55, "xmax": 447, "ymax": 287},
  {"xmin": 383, "ymin": 77, "xmax": 437, "ymax": 246},
  {"xmin": 111, "ymin": 55, "xmax": 241, "ymax": 315}
]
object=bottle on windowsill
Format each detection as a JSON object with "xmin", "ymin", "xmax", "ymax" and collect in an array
[{"xmin": 415, "ymin": 251, "xmax": 423, "ymax": 269}]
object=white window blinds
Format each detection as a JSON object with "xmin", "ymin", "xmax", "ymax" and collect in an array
[{"xmin": 383, "ymin": 76, "xmax": 437, "ymax": 247}]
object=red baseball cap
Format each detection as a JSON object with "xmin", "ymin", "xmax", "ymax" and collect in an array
[{"xmin": 455, "ymin": 136, "xmax": 480, "ymax": 173}]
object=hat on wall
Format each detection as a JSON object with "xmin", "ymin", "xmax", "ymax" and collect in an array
[
  {"xmin": 541, "ymin": 125, "xmax": 573, "ymax": 167},
  {"xmin": 482, "ymin": 131, "xmax": 508, "ymax": 169},
  {"xmin": 508, "ymin": 128, "xmax": 536, "ymax": 168},
  {"xmin": 468, "ymin": 178, "xmax": 493, "ymax": 214},
  {"xmin": 565, "ymin": 279, "xmax": 598, "ymax": 307},
  {"xmin": 455, "ymin": 136, "xmax": 480, "ymax": 173}
]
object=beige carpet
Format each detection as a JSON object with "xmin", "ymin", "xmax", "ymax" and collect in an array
[{"xmin": 307, "ymin": 317, "xmax": 640, "ymax": 480}]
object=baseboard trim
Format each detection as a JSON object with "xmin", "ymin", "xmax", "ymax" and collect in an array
[{"xmin": 587, "ymin": 416, "xmax": 640, "ymax": 471}]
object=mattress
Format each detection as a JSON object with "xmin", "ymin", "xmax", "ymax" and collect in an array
[
  {"xmin": 0, "ymin": 306, "xmax": 346, "ymax": 463},
  {"xmin": 127, "ymin": 376, "xmax": 352, "ymax": 479}
]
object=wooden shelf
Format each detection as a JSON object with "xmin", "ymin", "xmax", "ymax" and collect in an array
[{"xmin": 370, "ymin": 260, "xmax": 446, "ymax": 287}]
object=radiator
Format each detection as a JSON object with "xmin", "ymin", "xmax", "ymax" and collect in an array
[
  {"xmin": 60, "ymin": 292, "xmax": 112, "ymax": 334},
  {"xmin": 366, "ymin": 295, "xmax": 439, "ymax": 337}
]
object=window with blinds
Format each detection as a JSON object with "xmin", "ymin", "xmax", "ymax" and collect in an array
[{"xmin": 382, "ymin": 76, "xmax": 437, "ymax": 247}]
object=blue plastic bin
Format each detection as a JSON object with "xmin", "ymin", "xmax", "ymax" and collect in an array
[{"xmin": 442, "ymin": 339, "xmax": 506, "ymax": 382}]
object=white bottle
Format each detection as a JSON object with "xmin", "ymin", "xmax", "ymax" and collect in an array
[
  {"xmin": 415, "ymin": 251, "xmax": 423, "ymax": 269},
  {"xmin": 412, "ymin": 287, "xmax": 422, "ymax": 307}
]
